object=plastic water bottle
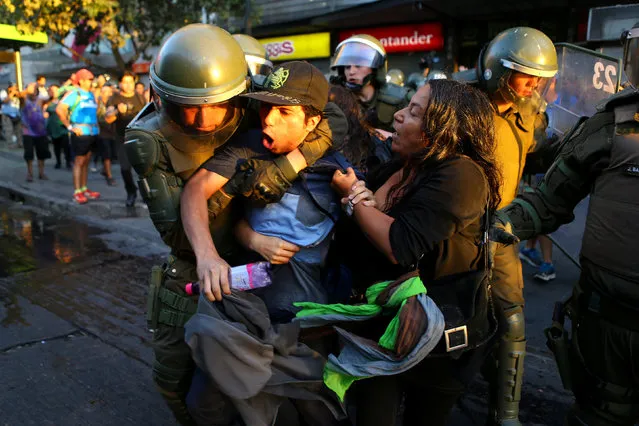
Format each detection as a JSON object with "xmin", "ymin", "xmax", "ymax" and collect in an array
[{"xmin": 185, "ymin": 261, "xmax": 272, "ymax": 295}]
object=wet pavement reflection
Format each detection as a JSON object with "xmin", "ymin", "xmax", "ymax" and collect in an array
[
  {"xmin": 0, "ymin": 201, "xmax": 158, "ymax": 362},
  {"xmin": 0, "ymin": 203, "xmax": 107, "ymax": 277}
]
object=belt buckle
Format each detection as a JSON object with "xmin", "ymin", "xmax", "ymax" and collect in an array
[{"xmin": 444, "ymin": 325, "xmax": 468, "ymax": 352}]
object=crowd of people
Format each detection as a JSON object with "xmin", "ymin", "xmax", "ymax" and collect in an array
[
  {"xmin": 2, "ymin": 20, "xmax": 638, "ymax": 426},
  {"xmin": 0, "ymin": 70, "xmax": 150, "ymax": 205}
]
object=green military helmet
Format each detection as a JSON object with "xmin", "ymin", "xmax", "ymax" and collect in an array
[
  {"xmin": 386, "ymin": 68, "xmax": 405, "ymax": 86},
  {"xmin": 406, "ymin": 72, "xmax": 427, "ymax": 90},
  {"xmin": 151, "ymin": 24, "xmax": 249, "ymax": 105},
  {"xmin": 331, "ymin": 34, "xmax": 388, "ymax": 85},
  {"xmin": 479, "ymin": 27, "xmax": 557, "ymax": 113},
  {"xmin": 233, "ymin": 33, "xmax": 274, "ymax": 78}
]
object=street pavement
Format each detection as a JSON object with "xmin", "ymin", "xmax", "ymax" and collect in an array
[{"xmin": 0, "ymin": 144, "xmax": 587, "ymax": 425}]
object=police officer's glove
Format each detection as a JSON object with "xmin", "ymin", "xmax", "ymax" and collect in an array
[
  {"xmin": 488, "ymin": 210, "xmax": 520, "ymax": 268},
  {"xmin": 237, "ymin": 156, "xmax": 298, "ymax": 204},
  {"xmin": 207, "ymin": 168, "xmax": 255, "ymax": 219},
  {"xmin": 298, "ymin": 118, "xmax": 332, "ymax": 166}
]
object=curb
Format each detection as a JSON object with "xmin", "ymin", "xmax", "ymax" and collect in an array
[
  {"xmin": 0, "ymin": 180, "xmax": 120, "ymax": 218},
  {"xmin": 0, "ymin": 180, "xmax": 151, "ymax": 219},
  {"xmin": 1, "ymin": 180, "xmax": 168, "ymax": 253}
]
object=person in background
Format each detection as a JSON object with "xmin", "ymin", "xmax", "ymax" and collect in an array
[
  {"xmin": 135, "ymin": 81, "xmax": 145, "ymax": 98},
  {"xmin": 36, "ymin": 75, "xmax": 49, "ymax": 102},
  {"xmin": 330, "ymin": 34, "xmax": 411, "ymax": 132},
  {"xmin": 92, "ymin": 74, "xmax": 109, "ymax": 100},
  {"xmin": 56, "ymin": 68, "xmax": 101, "ymax": 204},
  {"xmin": 46, "ymin": 85, "xmax": 71, "ymax": 170},
  {"xmin": 386, "ymin": 69, "xmax": 405, "ymax": 86},
  {"xmin": 96, "ymin": 84, "xmax": 116, "ymax": 185},
  {"xmin": 106, "ymin": 71, "xmax": 147, "ymax": 206},
  {"xmin": 2, "ymin": 84, "xmax": 23, "ymax": 148},
  {"xmin": 21, "ymin": 82, "xmax": 50, "ymax": 181},
  {"xmin": 58, "ymin": 73, "xmax": 78, "ymax": 98}
]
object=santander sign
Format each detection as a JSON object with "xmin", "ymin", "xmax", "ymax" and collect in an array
[{"xmin": 339, "ymin": 23, "xmax": 444, "ymax": 53}]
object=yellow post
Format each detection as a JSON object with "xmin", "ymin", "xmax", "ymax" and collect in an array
[{"xmin": 14, "ymin": 50, "xmax": 22, "ymax": 91}]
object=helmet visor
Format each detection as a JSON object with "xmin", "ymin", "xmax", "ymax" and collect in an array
[
  {"xmin": 331, "ymin": 41, "xmax": 385, "ymax": 69},
  {"xmin": 623, "ymin": 28, "xmax": 639, "ymax": 87},
  {"xmin": 500, "ymin": 70, "xmax": 552, "ymax": 115},
  {"xmin": 246, "ymin": 55, "xmax": 273, "ymax": 78},
  {"xmin": 163, "ymin": 97, "xmax": 242, "ymax": 135}
]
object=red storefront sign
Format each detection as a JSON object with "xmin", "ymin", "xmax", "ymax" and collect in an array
[{"xmin": 339, "ymin": 23, "xmax": 444, "ymax": 53}]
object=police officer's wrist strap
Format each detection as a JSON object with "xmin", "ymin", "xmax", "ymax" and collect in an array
[{"xmin": 274, "ymin": 156, "xmax": 298, "ymax": 183}]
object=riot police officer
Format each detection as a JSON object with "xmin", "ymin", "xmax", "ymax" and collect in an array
[
  {"xmin": 502, "ymin": 24, "xmax": 639, "ymax": 426},
  {"xmin": 124, "ymin": 24, "xmax": 333, "ymax": 425},
  {"xmin": 454, "ymin": 27, "xmax": 558, "ymax": 426},
  {"xmin": 232, "ymin": 33, "xmax": 273, "ymax": 86},
  {"xmin": 386, "ymin": 68, "xmax": 405, "ymax": 86},
  {"xmin": 330, "ymin": 34, "xmax": 411, "ymax": 132}
]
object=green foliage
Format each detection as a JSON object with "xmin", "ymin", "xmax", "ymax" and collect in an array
[{"xmin": 0, "ymin": 0, "xmax": 254, "ymax": 71}]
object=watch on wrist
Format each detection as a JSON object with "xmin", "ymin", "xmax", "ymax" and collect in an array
[{"xmin": 67, "ymin": 125, "xmax": 73, "ymax": 131}]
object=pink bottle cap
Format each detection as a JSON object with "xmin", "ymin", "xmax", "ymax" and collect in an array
[{"xmin": 185, "ymin": 282, "xmax": 194, "ymax": 296}]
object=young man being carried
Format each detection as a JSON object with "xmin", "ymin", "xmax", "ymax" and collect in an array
[
  {"xmin": 181, "ymin": 61, "xmax": 347, "ymax": 425},
  {"xmin": 182, "ymin": 60, "xmax": 342, "ymax": 317}
]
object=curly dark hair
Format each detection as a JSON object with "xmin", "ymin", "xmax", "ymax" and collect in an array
[
  {"xmin": 328, "ymin": 84, "xmax": 375, "ymax": 171},
  {"xmin": 385, "ymin": 79, "xmax": 501, "ymax": 211}
]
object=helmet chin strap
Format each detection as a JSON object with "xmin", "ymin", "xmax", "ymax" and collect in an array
[{"xmin": 344, "ymin": 73, "xmax": 375, "ymax": 93}]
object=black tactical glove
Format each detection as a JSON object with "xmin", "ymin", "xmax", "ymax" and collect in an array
[
  {"xmin": 206, "ymin": 167, "xmax": 255, "ymax": 219},
  {"xmin": 488, "ymin": 210, "xmax": 520, "ymax": 268},
  {"xmin": 298, "ymin": 117, "xmax": 332, "ymax": 166},
  {"xmin": 237, "ymin": 156, "xmax": 298, "ymax": 204}
]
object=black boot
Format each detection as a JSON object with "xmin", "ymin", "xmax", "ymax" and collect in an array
[{"xmin": 125, "ymin": 192, "xmax": 136, "ymax": 207}]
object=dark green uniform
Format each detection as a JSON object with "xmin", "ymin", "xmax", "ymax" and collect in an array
[
  {"xmin": 361, "ymin": 82, "xmax": 412, "ymax": 132},
  {"xmin": 125, "ymin": 24, "xmax": 338, "ymax": 426},
  {"xmin": 504, "ymin": 88, "xmax": 639, "ymax": 425},
  {"xmin": 453, "ymin": 26, "xmax": 559, "ymax": 426},
  {"xmin": 126, "ymin": 102, "xmax": 247, "ymax": 426}
]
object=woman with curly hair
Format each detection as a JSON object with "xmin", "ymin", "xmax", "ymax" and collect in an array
[{"xmin": 331, "ymin": 79, "xmax": 502, "ymax": 426}]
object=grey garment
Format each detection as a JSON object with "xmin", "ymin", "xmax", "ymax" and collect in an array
[
  {"xmin": 184, "ymin": 291, "xmax": 345, "ymax": 426},
  {"xmin": 252, "ymin": 260, "xmax": 328, "ymax": 323},
  {"xmin": 295, "ymin": 294, "xmax": 445, "ymax": 380}
]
